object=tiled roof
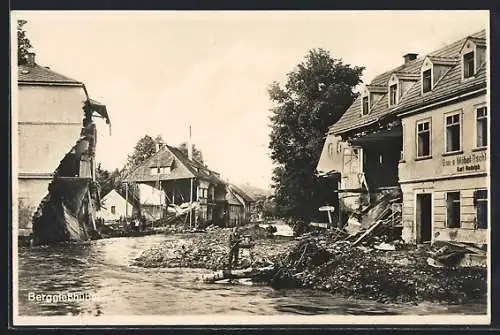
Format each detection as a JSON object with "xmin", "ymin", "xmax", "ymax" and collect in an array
[
  {"xmin": 228, "ymin": 184, "xmax": 255, "ymax": 203},
  {"xmin": 123, "ymin": 144, "xmax": 225, "ymax": 185},
  {"xmin": 165, "ymin": 145, "xmax": 225, "ymax": 185},
  {"xmin": 329, "ymin": 29, "xmax": 486, "ymax": 135},
  {"xmin": 395, "ymin": 61, "xmax": 486, "ymax": 114},
  {"xmin": 124, "ymin": 147, "xmax": 195, "ymax": 183},
  {"xmin": 227, "ymin": 188, "xmax": 244, "ymax": 206},
  {"xmin": 18, "ymin": 64, "xmax": 82, "ymax": 85},
  {"xmin": 146, "ymin": 150, "xmax": 175, "ymax": 168}
]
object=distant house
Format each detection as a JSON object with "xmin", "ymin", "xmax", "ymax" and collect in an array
[
  {"xmin": 124, "ymin": 144, "xmax": 229, "ymax": 227},
  {"xmin": 97, "ymin": 184, "xmax": 166, "ymax": 224},
  {"xmin": 97, "ymin": 189, "xmax": 135, "ymax": 223},
  {"xmin": 227, "ymin": 184, "xmax": 255, "ymax": 225},
  {"xmin": 226, "ymin": 187, "xmax": 245, "ymax": 227},
  {"xmin": 16, "ymin": 53, "xmax": 108, "ymax": 236}
]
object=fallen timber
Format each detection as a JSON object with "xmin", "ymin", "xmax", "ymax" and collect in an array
[{"xmin": 201, "ymin": 265, "xmax": 275, "ymax": 284}]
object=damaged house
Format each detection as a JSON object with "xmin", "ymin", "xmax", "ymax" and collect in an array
[
  {"xmin": 318, "ymin": 29, "xmax": 488, "ymax": 245},
  {"xmin": 16, "ymin": 53, "xmax": 110, "ymax": 242},
  {"xmin": 123, "ymin": 143, "xmax": 250, "ymax": 228}
]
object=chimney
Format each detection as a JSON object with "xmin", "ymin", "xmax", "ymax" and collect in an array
[
  {"xmin": 403, "ymin": 53, "xmax": 418, "ymax": 64},
  {"xmin": 156, "ymin": 141, "xmax": 163, "ymax": 152},
  {"xmin": 26, "ymin": 52, "xmax": 36, "ymax": 66}
]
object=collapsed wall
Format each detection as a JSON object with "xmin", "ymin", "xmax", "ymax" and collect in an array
[
  {"xmin": 31, "ymin": 101, "xmax": 104, "ymax": 244},
  {"xmin": 340, "ymin": 187, "xmax": 402, "ymax": 236}
]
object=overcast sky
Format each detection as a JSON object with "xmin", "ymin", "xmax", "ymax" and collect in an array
[{"xmin": 12, "ymin": 11, "xmax": 488, "ymax": 189}]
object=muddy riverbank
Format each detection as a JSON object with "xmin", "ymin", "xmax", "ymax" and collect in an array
[{"xmin": 133, "ymin": 226, "xmax": 487, "ymax": 306}]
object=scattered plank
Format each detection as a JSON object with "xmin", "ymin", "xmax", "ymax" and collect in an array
[
  {"xmin": 445, "ymin": 241, "xmax": 487, "ymax": 256},
  {"xmin": 351, "ymin": 219, "xmax": 384, "ymax": 247}
]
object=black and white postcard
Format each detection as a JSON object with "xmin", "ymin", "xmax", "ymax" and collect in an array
[{"xmin": 10, "ymin": 10, "xmax": 491, "ymax": 326}]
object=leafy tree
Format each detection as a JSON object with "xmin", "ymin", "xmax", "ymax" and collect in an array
[
  {"xmin": 17, "ymin": 20, "xmax": 33, "ymax": 65},
  {"xmin": 261, "ymin": 195, "xmax": 278, "ymax": 219},
  {"xmin": 178, "ymin": 142, "xmax": 204, "ymax": 164},
  {"xmin": 268, "ymin": 48, "xmax": 364, "ymax": 222},
  {"xmin": 95, "ymin": 164, "xmax": 121, "ymax": 196},
  {"xmin": 124, "ymin": 134, "xmax": 163, "ymax": 172}
]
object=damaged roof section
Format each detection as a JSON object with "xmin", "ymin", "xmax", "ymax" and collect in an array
[
  {"xmin": 329, "ymin": 29, "xmax": 486, "ymax": 136},
  {"xmin": 86, "ymin": 98, "xmax": 111, "ymax": 125}
]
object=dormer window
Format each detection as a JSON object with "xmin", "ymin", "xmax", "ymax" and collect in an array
[
  {"xmin": 389, "ymin": 84, "xmax": 397, "ymax": 106},
  {"xmin": 150, "ymin": 166, "xmax": 171, "ymax": 175},
  {"xmin": 460, "ymin": 36, "xmax": 486, "ymax": 81},
  {"xmin": 422, "ymin": 69, "xmax": 432, "ymax": 93},
  {"xmin": 463, "ymin": 51, "xmax": 475, "ymax": 78},
  {"xmin": 362, "ymin": 96, "xmax": 369, "ymax": 115}
]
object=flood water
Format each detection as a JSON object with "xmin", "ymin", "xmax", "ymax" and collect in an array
[{"xmin": 17, "ymin": 234, "xmax": 486, "ymax": 317}]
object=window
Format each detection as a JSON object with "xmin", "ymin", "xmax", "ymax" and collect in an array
[
  {"xmin": 474, "ymin": 189, "xmax": 488, "ymax": 229},
  {"xmin": 328, "ymin": 143, "xmax": 334, "ymax": 157},
  {"xmin": 476, "ymin": 107, "xmax": 487, "ymax": 148},
  {"xmin": 422, "ymin": 69, "xmax": 432, "ymax": 93},
  {"xmin": 446, "ymin": 192, "xmax": 461, "ymax": 228},
  {"xmin": 362, "ymin": 96, "xmax": 369, "ymax": 115},
  {"xmin": 389, "ymin": 84, "xmax": 397, "ymax": 105},
  {"xmin": 198, "ymin": 188, "xmax": 208, "ymax": 199},
  {"xmin": 445, "ymin": 113, "xmax": 461, "ymax": 153},
  {"xmin": 416, "ymin": 120, "xmax": 431, "ymax": 158},
  {"xmin": 337, "ymin": 142, "xmax": 342, "ymax": 153},
  {"xmin": 463, "ymin": 52, "xmax": 475, "ymax": 79},
  {"xmin": 151, "ymin": 166, "xmax": 170, "ymax": 175},
  {"xmin": 343, "ymin": 148, "xmax": 360, "ymax": 174},
  {"xmin": 160, "ymin": 166, "xmax": 171, "ymax": 174},
  {"xmin": 111, "ymin": 206, "xmax": 116, "ymax": 214}
]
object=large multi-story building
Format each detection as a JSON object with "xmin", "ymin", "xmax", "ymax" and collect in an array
[
  {"xmin": 16, "ymin": 53, "xmax": 108, "ymax": 237},
  {"xmin": 318, "ymin": 29, "xmax": 488, "ymax": 245}
]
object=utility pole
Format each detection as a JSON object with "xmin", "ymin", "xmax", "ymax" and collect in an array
[
  {"xmin": 188, "ymin": 125, "xmax": 193, "ymax": 230},
  {"xmin": 189, "ymin": 178, "xmax": 193, "ymax": 229},
  {"xmin": 125, "ymin": 182, "xmax": 129, "ymax": 221}
]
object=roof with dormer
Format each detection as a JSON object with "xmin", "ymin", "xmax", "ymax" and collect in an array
[
  {"xmin": 123, "ymin": 144, "xmax": 225, "ymax": 185},
  {"xmin": 329, "ymin": 29, "xmax": 486, "ymax": 136}
]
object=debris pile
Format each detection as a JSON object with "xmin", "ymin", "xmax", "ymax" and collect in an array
[
  {"xmin": 132, "ymin": 225, "xmax": 296, "ymax": 270},
  {"xmin": 132, "ymin": 216, "xmax": 486, "ymax": 305},
  {"xmin": 269, "ymin": 231, "xmax": 486, "ymax": 304}
]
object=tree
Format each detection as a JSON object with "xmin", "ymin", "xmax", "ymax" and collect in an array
[
  {"xmin": 268, "ymin": 48, "xmax": 364, "ymax": 222},
  {"xmin": 261, "ymin": 196, "xmax": 278, "ymax": 219},
  {"xmin": 124, "ymin": 134, "xmax": 163, "ymax": 172},
  {"xmin": 178, "ymin": 142, "xmax": 204, "ymax": 164},
  {"xmin": 95, "ymin": 164, "xmax": 121, "ymax": 196},
  {"xmin": 17, "ymin": 20, "xmax": 33, "ymax": 65}
]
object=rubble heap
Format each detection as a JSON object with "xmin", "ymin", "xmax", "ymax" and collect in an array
[
  {"xmin": 132, "ymin": 225, "xmax": 296, "ymax": 270},
  {"xmin": 270, "ymin": 230, "xmax": 486, "ymax": 304}
]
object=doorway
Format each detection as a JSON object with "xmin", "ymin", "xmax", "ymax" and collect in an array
[{"xmin": 416, "ymin": 193, "xmax": 432, "ymax": 242}]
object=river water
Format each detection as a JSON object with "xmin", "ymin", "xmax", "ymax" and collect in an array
[{"xmin": 17, "ymin": 234, "xmax": 486, "ymax": 317}]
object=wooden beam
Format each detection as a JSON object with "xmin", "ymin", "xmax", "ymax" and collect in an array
[{"xmin": 352, "ymin": 219, "xmax": 384, "ymax": 247}]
